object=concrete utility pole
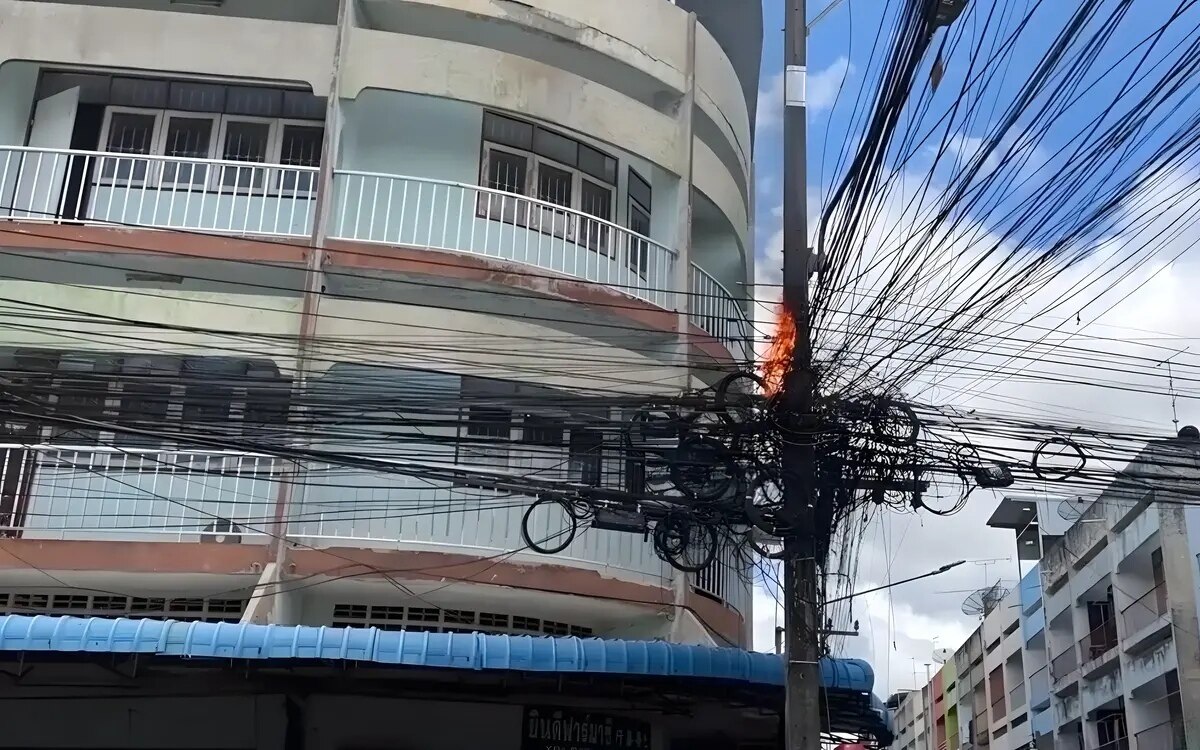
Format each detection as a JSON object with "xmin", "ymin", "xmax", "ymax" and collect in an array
[{"xmin": 781, "ymin": 0, "xmax": 822, "ymax": 749}]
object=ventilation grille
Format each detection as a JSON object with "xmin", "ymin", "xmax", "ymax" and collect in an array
[
  {"xmin": 0, "ymin": 592, "xmax": 246, "ymax": 623},
  {"xmin": 331, "ymin": 604, "xmax": 593, "ymax": 637}
]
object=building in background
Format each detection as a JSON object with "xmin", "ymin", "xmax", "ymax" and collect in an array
[{"xmin": 890, "ymin": 429, "xmax": 1200, "ymax": 750}]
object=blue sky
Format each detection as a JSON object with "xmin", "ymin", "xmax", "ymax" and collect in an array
[{"xmin": 753, "ymin": 0, "xmax": 1200, "ymax": 285}]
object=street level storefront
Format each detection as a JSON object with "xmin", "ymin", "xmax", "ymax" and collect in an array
[{"xmin": 0, "ymin": 616, "xmax": 893, "ymax": 748}]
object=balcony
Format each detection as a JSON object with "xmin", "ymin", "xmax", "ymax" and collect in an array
[
  {"xmin": 1050, "ymin": 644, "xmax": 1079, "ymax": 686},
  {"xmin": 990, "ymin": 694, "xmax": 1005, "ymax": 725},
  {"xmin": 329, "ymin": 170, "xmax": 676, "ymax": 307},
  {"xmin": 1134, "ymin": 720, "xmax": 1185, "ymax": 750},
  {"xmin": 1079, "ymin": 618, "xmax": 1119, "ymax": 672},
  {"xmin": 0, "ymin": 147, "xmax": 752, "ymax": 362},
  {"xmin": 0, "ymin": 146, "xmax": 317, "ymax": 237},
  {"xmin": 0, "ymin": 443, "xmax": 751, "ymax": 614},
  {"xmin": 1096, "ymin": 738, "xmax": 1129, "ymax": 750},
  {"xmin": 1121, "ymin": 581, "xmax": 1171, "ymax": 653},
  {"xmin": 1027, "ymin": 664, "xmax": 1051, "ymax": 710},
  {"xmin": 1008, "ymin": 682, "xmax": 1026, "ymax": 712}
]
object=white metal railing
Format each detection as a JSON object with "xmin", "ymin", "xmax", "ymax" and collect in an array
[
  {"xmin": 0, "ymin": 146, "xmax": 317, "ymax": 237},
  {"xmin": 0, "ymin": 443, "xmax": 752, "ymax": 614},
  {"xmin": 0, "ymin": 444, "xmax": 280, "ymax": 541},
  {"xmin": 690, "ymin": 263, "xmax": 753, "ymax": 363},
  {"xmin": 329, "ymin": 170, "xmax": 676, "ymax": 309},
  {"xmin": 692, "ymin": 546, "xmax": 753, "ymax": 615}
]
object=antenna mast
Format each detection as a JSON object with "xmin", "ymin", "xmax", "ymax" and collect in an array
[{"xmin": 1158, "ymin": 347, "xmax": 1188, "ymax": 432}]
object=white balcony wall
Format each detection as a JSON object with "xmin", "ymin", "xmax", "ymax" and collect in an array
[
  {"xmin": 1080, "ymin": 668, "xmax": 1123, "ymax": 714},
  {"xmin": 1123, "ymin": 637, "xmax": 1177, "ymax": 694}
]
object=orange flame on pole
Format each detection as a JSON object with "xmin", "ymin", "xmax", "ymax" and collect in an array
[{"xmin": 761, "ymin": 301, "xmax": 797, "ymax": 397}]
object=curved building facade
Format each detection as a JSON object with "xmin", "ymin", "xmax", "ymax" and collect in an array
[{"xmin": 0, "ymin": 0, "xmax": 759, "ymax": 647}]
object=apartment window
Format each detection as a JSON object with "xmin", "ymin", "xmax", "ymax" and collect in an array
[
  {"xmin": 460, "ymin": 406, "xmax": 512, "ymax": 468},
  {"xmin": 4, "ymin": 349, "xmax": 288, "ymax": 448},
  {"xmin": 478, "ymin": 112, "xmax": 617, "ymax": 253},
  {"xmin": 218, "ymin": 118, "xmax": 271, "ymax": 189},
  {"xmin": 279, "ymin": 124, "xmax": 323, "ymax": 193},
  {"xmin": 96, "ymin": 107, "xmax": 323, "ymax": 194},
  {"xmin": 520, "ymin": 415, "xmax": 564, "ymax": 446},
  {"xmin": 101, "ymin": 109, "xmax": 158, "ymax": 183},
  {"xmin": 569, "ymin": 429, "xmax": 604, "ymax": 486},
  {"xmin": 627, "ymin": 168, "xmax": 652, "ymax": 277},
  {"xmin": 159, "ymin": 114, "xmax": 216, "ymax": 187}
]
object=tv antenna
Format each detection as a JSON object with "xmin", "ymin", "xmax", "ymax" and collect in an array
[{"xmin": 1158, "ymin": 347, "xmax": 1188, "ymax": 432}]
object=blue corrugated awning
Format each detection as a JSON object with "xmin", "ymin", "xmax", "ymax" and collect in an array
[{"xmin": 0, "ymin": 614, "xmax": 874, "ymax": 693}]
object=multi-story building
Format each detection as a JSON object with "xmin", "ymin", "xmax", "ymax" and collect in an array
[
  {"xmin": 0, "ymin": 2, "xmax": 901, "ymax": 749},
  {"xmin": 893, "ymin": 680, "xmax": 932, "ymax": 750},
  {"xmin": 953, "ymin": 628, "xmax": 985, "ymax": 750},
  {"xmin": 891, "ymin": 428, "xmax": 1200, "ymax": 750},
  {"xmin": 1038, "ymin": 429, "xmax": 1200, "ymax": 750},
  {"xmin": 0, "ymin": 0, "xmax": 760, "ymax": 644}
]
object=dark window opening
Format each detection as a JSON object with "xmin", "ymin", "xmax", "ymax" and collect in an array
[{"xmin": 569, "ymin": 429, "xmax": 604, "ymax": 486}]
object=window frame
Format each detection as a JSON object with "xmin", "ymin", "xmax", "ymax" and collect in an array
[
  {"xmin": 458, "ymin": 405, "xmax": 513, "ymax": 470},
  {"xmin": 96, "ymin": 106, "xmax": 163, "ymax": 188},
  {"xmin": 213, "ymin": 114, "xmax": 277, "ymax": 196},
  {"xmin": 477, "ymin": 113, "xmax": 617, "ymax": 252},
  {"xmin": 154, "ymin": 110, "xmax": 220, "ymax": 191},
  {"xmin": 273, "ymin": 119, "xmax": 325, "ymax": 197},
  {"xmin": 95, "ymin": 107, "xmax": 323, "ymax": 197},
  {"xmin": 626, "ymin": 168, "xmax": 652, "ymax": 278}
]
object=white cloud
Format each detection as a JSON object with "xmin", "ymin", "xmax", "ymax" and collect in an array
[{"xmin": 756, "ymin": 57, "xmax": 853, "ymax": 134}]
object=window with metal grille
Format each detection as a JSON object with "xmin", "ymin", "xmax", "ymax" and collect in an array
[
  {"xmin": 219, "ymin": 119, "xmax": 270, "ymax": 190},
  {"xmin": 278, "ymin": 124, "xmax": 323, "ymax": 194},
  {"xmin": 333, "ymin": 603, "xmax": 368, "ymax": 620},
  {"xmin": 0, "ymin": 348, "xmax": 290, "ymax": 449},
  {"xmin": 93, "ymin": 77, "xmax": 323, "ymax": 195},
  {"xmin": 460, "ymin": 406, "xmax": 511, "ymax": 469},
  {"xmin": 478, "ymin": 112, "xmax": 616, "ymax": 248},
  {"xmin": 443, "ymin": 610, "xmax": 475, "ymax": 626},
  {"xmin": 520, "ymin": 415, "xmax": 564, "ymax": 446},
  {"xmin": 101, "ymin": 110, "xmax": 156, "ymax": 183},
  {"xmin": 159, "ymin": 115, "xmax": 215, "ymax": 187}
]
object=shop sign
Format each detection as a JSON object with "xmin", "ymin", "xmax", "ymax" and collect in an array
[{"xmin": 522, "ymin": 706, "xmax": 651, "ymax": 750}]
